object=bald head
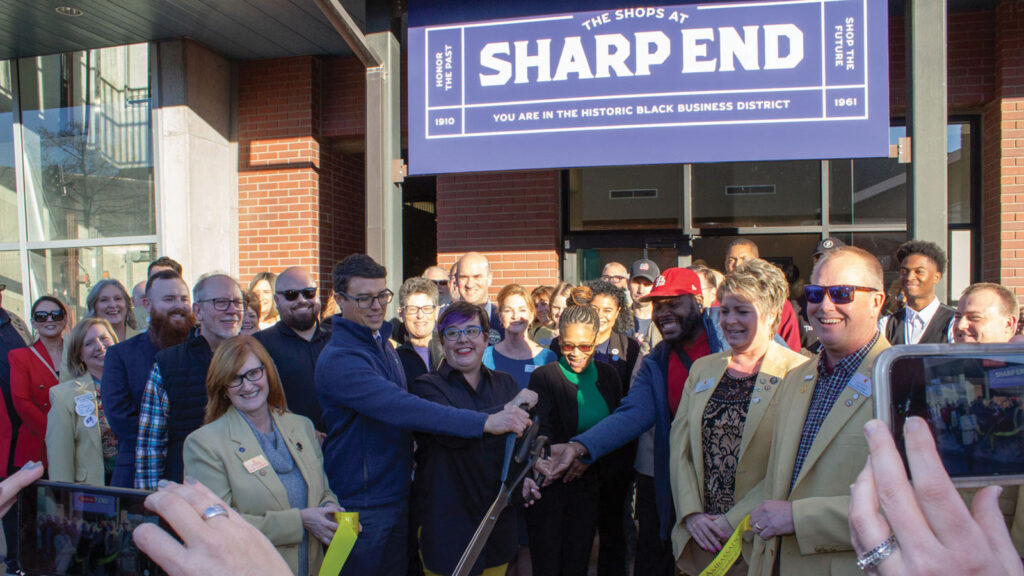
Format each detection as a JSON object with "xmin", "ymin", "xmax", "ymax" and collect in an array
[
  {"xmin": 812, "ymin": 246, "xmax": 884, "ymax": 291},
  {"xmin": 602, "ymin": 262, "xmax": 629, "ymax": 290},
  {"xmin": 456, "ymin": 252, "xmax": 492, "ymax": 305},
  {"xmin": 274, "ymin": 266, "xmax": 320, "ymax": 333}
]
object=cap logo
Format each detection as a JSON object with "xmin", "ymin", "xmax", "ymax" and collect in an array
[
  {"xmin": 823, "ymin": 239, "xmax": 834, "ymax": 249},
  {"xmin": 655, "ymin": 275, "xmax": 666, "ymax": 287},
  {"xmin": 639, "ymin": 263, "xmax": 649, "ymax": 271}
]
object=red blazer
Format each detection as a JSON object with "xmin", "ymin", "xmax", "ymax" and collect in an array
[{"xmin": 9, "ymin": 340, "xmax": 59, "ymax": 467}]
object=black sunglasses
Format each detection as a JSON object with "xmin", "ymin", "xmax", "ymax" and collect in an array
[
  {"xmin": 276, "ymin": 287, "xmax": 317, "ymax": 301},
  {"xmin": 33, "ymin": 309, "xmax": 66, "ymax": 323},
  {"xmin": 804, "ymin": 284, "xmax": 878, "ymax": 305}
]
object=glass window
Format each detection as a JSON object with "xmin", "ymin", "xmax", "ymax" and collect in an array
[
  {"xmin": 831, "ymin": 231, "xmax": 907, "ymax": 300},
  {"xmin": 28, "ymin": 243, "xmax": 154, "ymax": 320},
  {"xmin": 691, "ymin": 160, "xmax": 821, "ymax": 228},
  {"xmin": 830, "ymin": 122, "xmax": 972, "ymax": 226},
  {"xmin": 18, "ymin": 44, "xmax": 154, "ymax": 243},
  {"xmin": 692, "ymin": 234, "xmax": 821, "ymax": 291},
  {"xmin": 570, "ymin": 165, "xmax": 683, "ymax": 231},
  {"xmin": 1, "ymin": 61, "xmax": 16, "ymax": 243},
  {"xmin": 0, "ymin": 251, "xmax": 24, "ymax": 318}
]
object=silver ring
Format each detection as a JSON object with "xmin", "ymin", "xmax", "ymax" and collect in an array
[
  {"xmin": 753, "ymin": 522, "xmax": 763, "ymax": 531},
  {"xmin": 201, "ymin": 504, "xmax": 229, "ymax": 521},
  {"xmin": 856, "ymin": 533, "xmax": 898, "ymax": 570}
]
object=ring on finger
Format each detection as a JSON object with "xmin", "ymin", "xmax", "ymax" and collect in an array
[
  {"xmin": 856, "ymin": 534, "xmax": 898, "ymax": 570},
  {"xmin": 201, "ymin": 504, "xmax": 229, "ymax": 521},
  {"xmin": 753, "ymin": 522, "xmax": 763, "ymax": 532}
]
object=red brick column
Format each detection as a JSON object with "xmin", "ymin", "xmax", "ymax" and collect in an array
[
  {"xmin": 436, "ymin": 171, "xmax": 562, "ymax": 297},
  {"xmin": 238, "ymin": 57, "xmax": 365, "ymax": 292},
  {"xmin": 982, "ymin": 1, "xmax": 1024, "ymax": 296}
]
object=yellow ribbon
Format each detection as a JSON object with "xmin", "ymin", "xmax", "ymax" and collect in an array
[
  {"xmin": 699, "ymin": 515, "xmax": 751, "ymax": 576},
  {"xmin": 319, "ymin": 511, "xmax": 360, "ymax": 576}
]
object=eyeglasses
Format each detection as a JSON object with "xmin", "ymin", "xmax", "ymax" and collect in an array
[
  {"xmin": 229, "ymin": 364, "xmax": 265, "ymax": 389},
  {"xmin": 601, "ymin": 275, "xmax": 628, "ymax": 283},
  {"xmin": 441, "ymin": 325, "xmax": 483, "ymax": 341},
  {"xmin": 340, "ymin": 289, "xmax": 394, "ymax": 309},
  {"xmin": 804, "ymin": 284, "xmax": 878, "ymax": 305},
  {"xmin": 403, "ymin": 304, "xmax": 436, "ymax": 316},
  {"xmin": 197, "ymin": 298, "xmax": 245, "ymax": 311},
  {"xmin": 430, "ymin": 279, "xmax": 449, "ymax": 288},
  {"xmin": 561, "ymin": 342, "xmax": 595, "ymax": 354},
  {"xmin": 276, "ymin": 287, "xmax": 317, "ymax": 301},
  {"xmin": 32, "ymin": 309, "xmax": 66, "ymax": 323}
]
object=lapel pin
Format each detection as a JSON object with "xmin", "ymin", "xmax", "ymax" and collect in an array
[
  {"xmin": 844, "ymin": 399, "xmax": 853, "ymax": 407},
  {"xmin": 296, "ymin": 442, "xmax": 303, "ymax": 451}
]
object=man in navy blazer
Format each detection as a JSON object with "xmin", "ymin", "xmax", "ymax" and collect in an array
[{"xmin": 102, "ymin": 270, "xmax": 193, "ymax": 487}]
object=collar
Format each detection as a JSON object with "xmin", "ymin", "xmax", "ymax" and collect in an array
[
  {"xmin": 818, "ymin": 331, "xmax": 880, "ymax": 377},
  {"xmin": 437, "ymin": 359, "xmax": 493, "ymax": 393},
  {"xmin": 331, "ymin": 314, "xmax": 395, "ymax": 344},
  {"xmin": 905, "ymin": 297, "xmax": 941, "ymax": 325},
  {"xmin": 276, "ymin": 320, "xmax": 328, "ymax": 342}
]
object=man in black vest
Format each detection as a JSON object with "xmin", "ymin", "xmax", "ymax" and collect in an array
[
  {"xmin": 254, "ymin": 266, "xmax": 329, "ymax": 434},
  {"xmin": 135, "ymin": 273, "xmax": 243, "ymax": 489},
  {"xmin": 880, "ymin": 240, "xmax": 955, "ymax": 344}
]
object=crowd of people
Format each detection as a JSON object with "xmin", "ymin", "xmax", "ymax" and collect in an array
[{"xmin": 0, "ymin": 237, "xmax": 1020, "ymax": 576}]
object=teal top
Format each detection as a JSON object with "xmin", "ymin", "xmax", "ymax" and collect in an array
[{"xmin": 558, "ymin": 358, "xmax": 609, "ymax": 434}]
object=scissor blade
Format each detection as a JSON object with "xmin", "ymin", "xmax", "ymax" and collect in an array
[{"xmin": 451, "ymin": 488, "xmax": 512, "ymax": 576}]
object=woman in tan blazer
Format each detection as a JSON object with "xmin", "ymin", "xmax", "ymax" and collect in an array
[
  {"xmin": 669, "ymin": 259, "xmax": 807, "ymax": 575},
  {"xmin": 184, "ymin": 335, "xmax": 340, "ymax": 576},
  {"xmin": 47, "ymin": 317, "xmax": 119, "ymax": 485}
]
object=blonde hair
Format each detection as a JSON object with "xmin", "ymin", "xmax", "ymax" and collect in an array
[
  {"xmin": 720, "ymin": 259, "xmax": 788, "ymax": 329},
  {"xmin": 204, "ymin": 335, "xmax": 287, "ymax": 424},
  {"xmin": 65, "ymin": 318, "xmax": 118, "ymax": 379}
]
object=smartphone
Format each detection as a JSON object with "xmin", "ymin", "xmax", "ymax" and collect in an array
[
  {"xmin": 873, "ymin": 343, "xmax": 1024, "ymax": 488},
  {"xmin": 18, "ymin": 480, "xmax": 166, "ymax": 576}
]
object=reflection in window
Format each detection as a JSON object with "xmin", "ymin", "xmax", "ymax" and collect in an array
[
  {"xmin": 692, "ymin": 160, "xmax": 821, "ymax": 227},
  {"xmin": 1, "ymin": 61, "xmax": 15, "ymax": 243},
  {"xmin": 0, "ymin": 251, "xmax": 24, "ymax": 317},
  {"xmin": 18, "ymin": 44, "xmax": 154, "ymax": 242},
  {"xmin": 28, "ymin": 244, "xmax": 154, "ymax": 320}
]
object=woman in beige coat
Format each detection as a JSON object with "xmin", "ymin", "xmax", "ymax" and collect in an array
[
  {"xmin": 47, "ymin": 317, "xmax": 119, "ymax": 485},
  {"xmin": 184, "ymin": 335, "xmax": 340, "ymax": 576},
  {"xmin": 669, "ymin": 259, "xmax": 807, "ymax": 575}
]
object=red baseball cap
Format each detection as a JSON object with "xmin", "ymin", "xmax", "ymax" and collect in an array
[{"xmin": 640, "ymin": 268, "xmax": 702, "ymax": 301}]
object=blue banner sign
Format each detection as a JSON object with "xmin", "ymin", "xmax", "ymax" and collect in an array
[{"xmin": 409, "ymin": 0, "xmax": 888, "ymax": 174}]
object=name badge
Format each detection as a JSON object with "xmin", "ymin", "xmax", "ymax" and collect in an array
[
  {"xmin": 524, "ymin": 365, "xmax": 537, "ymax": 373},
  {"xmin": 74, "ymin": 393, "xmax": 95, "ymax": 404},
  {"xmin": 694, "ymin": 379, "xmax": 715, "ymax": 393},
  {"xmin": 83, "ymin": 414, "xmax": 98, "ymax": 428},
  {"xmin": 76, "ymin": 402, "xmax": 95, "ymax": 417},
  {"xmin": 243, "ymin": 455, "xmax": 270, "ymax": 474},
  {"xmin": 848, "ymin": 374, "xmax": 872, "ymax": 398}
]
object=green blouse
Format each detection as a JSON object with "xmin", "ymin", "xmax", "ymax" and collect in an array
[{"xmin": 558, "ymin": 358, "xmax": 609, "ymax": 434}]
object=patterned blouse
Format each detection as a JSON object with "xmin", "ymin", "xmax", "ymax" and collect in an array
[{"xmin": 701, "ymin": 371, "xmax": 757, "ymax": 515}]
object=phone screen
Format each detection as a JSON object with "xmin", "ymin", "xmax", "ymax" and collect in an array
[
  {"xmin": 18, "ymin": 480, "xmax": 166, "ymax": 576},
  {"xmin": 886, "ymin": 353, "xmax": 1024, "ymax": 482}
]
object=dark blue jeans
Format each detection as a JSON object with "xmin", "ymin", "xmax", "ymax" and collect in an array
[{"xmin": 340, "ymin": 500, "xmax": 410, "ymax": 576}]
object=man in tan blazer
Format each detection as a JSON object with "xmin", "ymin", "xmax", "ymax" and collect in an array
[{"xmin": 747, "ymin": 246, "xmax": 888, "ymax": 576}]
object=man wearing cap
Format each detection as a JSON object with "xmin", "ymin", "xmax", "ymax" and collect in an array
[
  {"xmin": 542, "ymin": 268, "xmax": 728, "ymax": 576},
  {"xmin": 630, "ymin": 259, "xmax": 661, "ymax": 354}
]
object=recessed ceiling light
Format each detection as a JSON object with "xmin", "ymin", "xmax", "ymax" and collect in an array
[{"xmin": 55, "ymin": 6, "xmax": 83, "ymax": 16}]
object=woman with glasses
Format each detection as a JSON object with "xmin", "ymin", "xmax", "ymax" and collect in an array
[
  {"xmin": 524, "ymin": 287, "xmax": 623, "ymax": 576},
  {"xmin": 410, "ymin": 301, "xmax": 537, "ymax": 576},
  {"xmin": 485, "ymin": 284, "xmax": 557, "ymax": 390},
  {"xmin": 46, "ymin": 318, "xmax": 118, "ymax": 485},
  {"xmin": 396, "ymin": 278, "xmax": 443, "ymax": 384},
  {"xmin": 249, "ymin": 271, "xmax": 280, "ymax": 330},
  {"xmin": 669, "ymin": 259, "xmax": 807, "ymax": 575},
  {"xmin": 184, "ymin": 335, "xmax": 341, "ymax": 576},
  {"xmin": 9, "ymin": 296, "xmax": 69, "ymax": 469}
]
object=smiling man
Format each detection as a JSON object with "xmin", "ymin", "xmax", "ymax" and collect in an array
[
  {"xmin": 880, "ymin": 240, "xmax": 955, "ymax": 344},
  {"xmin": 456, "ymin": 252, "xmax": 504, "ymax": 344},
  {"xmin": 542, "ymin": 268, "xmax": 727, "ymax": 576},
  {"xmin": 952, "ymin": 282, "xmax": 1019, "ymax": 344},
  {"xmin": 315, "ymin": 254, "xmax": 535, "ymax": 576},
  {"xmin": 135, "ymin": 273, "xmax": 243, "ymax": 489},
  {"xmin": 253, "ymin": 266, "xmax": 329, "ymax": 433},
  {"xmin": 747, "ymin": 246, "xmax": 888, "ymax": 576}
]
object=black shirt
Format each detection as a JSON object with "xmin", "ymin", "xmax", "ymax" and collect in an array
[
  {"xmin": 254, "ymin": 321, "xmax": 330, "ymax": 432},
  {"xmin": 410, "ymin": 361, "xmax": 520, "ymax": 575}
]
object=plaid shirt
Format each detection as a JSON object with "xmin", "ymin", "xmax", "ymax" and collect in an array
[
  {"xmin": 790, "ymin": 332, "xmax": 879, "ymax": 492},
  {"xmin": 135, "ymin": 365, "xmax": 169, "ymax": 490}
]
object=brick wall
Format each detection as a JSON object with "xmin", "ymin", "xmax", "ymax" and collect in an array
[
  {"xmin": 238, "ymin": 56, "xmax": 365, "ymax": 295},
  {"xmin": 436, "ymin": 171, "xmax": 561, "ymax": 296},
  {"xmin": 982, "ymin": 1, "xmax": 1024, "ymax": 296}
]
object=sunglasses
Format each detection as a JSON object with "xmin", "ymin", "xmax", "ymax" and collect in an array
[
  {"xmin": 431, "ymin": 279, "xmax": 449, "ymax": 288},
  {"xmin": 277, "ymin": 287, "xmax": 317, "ymax": 301},
  {"xmin": 804, "ymin": 284, "xmax": 878, "ymax": 305},
  {"xmin": 33, "ymin": 309, "xmax": 66, "ymax": 323},
  {"xmin": 560, "ymin": 343, "xmax": 595, "ymax": 354}
]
